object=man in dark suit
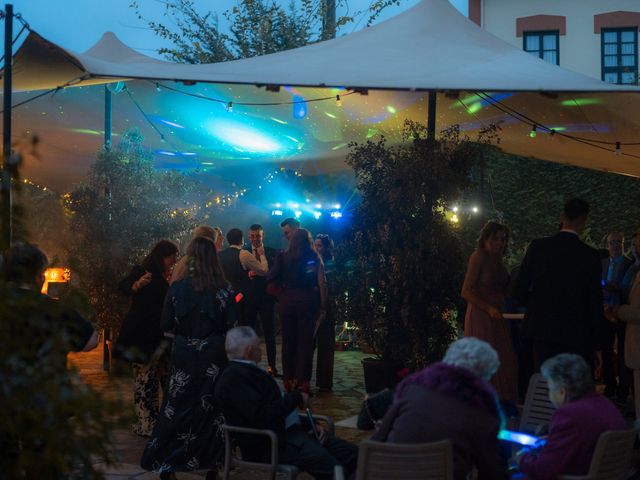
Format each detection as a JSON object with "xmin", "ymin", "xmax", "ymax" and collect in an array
[
  {"xmin": 216, "ymin": 327, "xmax": 358, "ymax": 480},
  {"xmin": 218, "ymin": 228, "xmax": 267, "ymax": 326},
  {"xmin": 244, "ymin": 223, "xmax": 279, "ymax": 376},
  {"xmin": 515, "ymin": 198, "xmax": 605, "ymax": 371},
  {"xmin": 601, "ymin": 231, "xmax": 633, "ymax": 400}
]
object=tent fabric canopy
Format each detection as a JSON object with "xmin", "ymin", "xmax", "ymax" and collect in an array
[
  {"xmin": 9, "ymin": 0, "xmax": 640, "ymax": 93},
  {"xmin": 5, "ymin": 0, "xmax": 640, "ymax": 187}
]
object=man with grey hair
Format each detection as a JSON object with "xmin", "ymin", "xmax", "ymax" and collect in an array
[
  {"xmin": 216, "ymin": 327, "xmax": 358, "ymax": 479},
  {"xmin": 518, "ymin": 353, "xmax": 626, "ymax": 479}
]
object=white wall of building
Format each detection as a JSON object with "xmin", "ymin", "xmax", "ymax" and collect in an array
[{"xmin": 481, "ymin": 0, "xmax": 640, "ymax": 80}]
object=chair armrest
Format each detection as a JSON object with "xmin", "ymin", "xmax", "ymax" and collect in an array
[
  {"xmin": 313, "ymin": 414, "xmax": 335, "ymax": 434},
  {"xmin": 222, "ymin": 424, "xmax": 279, "ymax": 467}
]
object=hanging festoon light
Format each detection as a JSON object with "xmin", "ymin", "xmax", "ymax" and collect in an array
[
  {"xmin": 529, "ymin": 124, "xmax": 537, "ymax": 138},
  {"xmin": 336, "ymin": 95, "xmax": 342, "ymax": 107},
  {"xmin": 615, "ymin": 142, "xmax": 622, "ymax": 156},
  {"xmin": 227, "ymin": 101, "xmax": 233, "ymax": 113}
]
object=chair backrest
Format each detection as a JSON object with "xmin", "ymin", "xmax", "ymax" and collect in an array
[
  {"xmin": 586, "ymin": 429, "xmax": 636, "ymax": 480},
  {"xmin": 519, "ymin": 373, "xmax": 556, "ymax": 434},
  {"xmin": 355, "ymin": 440, "xmax": 454, "ymax": 480}
]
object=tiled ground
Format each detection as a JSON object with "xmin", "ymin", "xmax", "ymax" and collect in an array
[{"xmin": 69, "ymin": 340, "xmax": 373, "ymax": 479}]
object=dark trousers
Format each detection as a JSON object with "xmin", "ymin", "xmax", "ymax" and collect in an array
[
  {"xmin": 602, "ymin": 322, "xmax": 632, "ymax": 396},
  {"xmin": 279, "ymin": 298, "xmax": 317, "ymax": 382},
  {"xmin": 315, "ymin": 314, "xmax": 335, "ymax": 390},
  {"xmin": 279, "ymin": 427, "xmax": 358, "ymax": 480},
  {"xmin": 532, "ymin": 341, "xmax": 594, "ymax": 373},
  {"xmin": 244, "ymin": 297, "xmax": 277, "ymax": 369}
]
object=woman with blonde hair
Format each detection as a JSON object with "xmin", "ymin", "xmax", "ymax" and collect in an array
[
  {"xmin": 141, "ymin": 236, "xmax": 234, "ymax": 479},
  {"xmin": 461, "ymin": 221, "xmax": 518, "ymax": 402}
]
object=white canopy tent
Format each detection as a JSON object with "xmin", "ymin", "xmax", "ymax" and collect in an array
[{"xmin": 4, "ymin": 0, "xmax": 640, "ymax": 187}]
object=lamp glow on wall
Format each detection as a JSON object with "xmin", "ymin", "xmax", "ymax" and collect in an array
[{"xmin": 41, "ymin": 267, "xmax": 71, "ymax": 297}]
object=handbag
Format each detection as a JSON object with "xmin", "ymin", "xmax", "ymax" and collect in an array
[{"xmin": 356, "ymin": 387, "xmax": 394, "ymax": 430}]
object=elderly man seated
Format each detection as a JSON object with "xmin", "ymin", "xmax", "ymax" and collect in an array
[
  {"xmin": 216, "ymin": 326, "xmax": 357, "ymax": 480},
  {"xmin": 518, "ymin": 353, "xmax": 626, "ymax": 479}
]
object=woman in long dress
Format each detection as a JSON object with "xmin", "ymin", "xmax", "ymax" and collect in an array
[
  {"xmin": 141, "ymin": 236, "xmax": 234, "ymax": 479},
  {"xmin": 461, "ymin": 221, "xmax": 518, "ymax": 403},
  {"xmin": 268, "ymin": 228, "xmax": 327, "ymax": 394}
]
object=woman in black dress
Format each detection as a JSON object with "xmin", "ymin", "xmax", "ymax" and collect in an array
[
  {"xmin": 269, "ymin": 228, "xmax": 327, "ymax": 393},
  {"xmin": 141, "ymin": 236, "xmax": 234, "ymax": 479},
  {"xmin": 115, "ymin": 240, "xmax": 178, "ymax": 437}
]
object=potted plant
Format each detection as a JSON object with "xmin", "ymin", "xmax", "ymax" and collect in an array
[{"xmin": 334, "ymin": 121, "xmax": 499, "ymax": 392}]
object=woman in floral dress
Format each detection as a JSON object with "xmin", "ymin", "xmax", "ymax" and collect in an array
[{"xmin": 141, "ymin": 236, "xmax": 235, "ymax": 479}]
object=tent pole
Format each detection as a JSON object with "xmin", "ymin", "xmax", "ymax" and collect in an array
[
  {"xmin": 1, "ymin": 3, "xmax": 13, "ymax": 251},
  {"xmin": 427, "ymin": 91, "xmax": 437, "ymax": 140},
  {"xmin": 104, "ymin": 85, "xmax": 112, "ymax": 150},
  {"xmin": 102, "ymin": 84, "xmax": 112, "ymax": 371}
]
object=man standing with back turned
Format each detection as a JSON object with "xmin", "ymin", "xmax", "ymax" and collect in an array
[{"xmin": 515, "ymin": 198, "xmax": 605, "ymax": 371}]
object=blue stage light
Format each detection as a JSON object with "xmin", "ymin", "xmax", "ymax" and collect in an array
[
  {"xmin": 330, "ymin": 211, "xmax": 343, "ymax": 219},
  {"xmin": 294, "ymin": 210, "xmax": 302, "ymax": 218},
  {"xmin": 313, "ymin": 211, "xmax": 322, "ymax": 219},
  {"xmin": 271, "ymin": 210, "xmax": 283, "ymax": 216}
]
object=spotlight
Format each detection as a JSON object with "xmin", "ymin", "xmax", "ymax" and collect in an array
[
  {"xmin": 472, "ymin": 206, "xmax": 479, "ymax": 213},
  {"xmin": 452, "ymin": 206, "xmax": 459, "ymax": 212},
  {"xmin": 315, "ymin": 203, "xmax": 322, "ymax": 209},
  {"xmin": 330, "ymin": 211, "xmax": 343, "ymax": 219},
  {"xmin": 333, "ymin": 203, "xmax": 341, "ymax": 209},
  {"xmin": 271, "ymin": 210, "xmax": 283, "ymax": 216},
  {"xmin": 294, "ymin": 210, "xmax": 302, "ymax": 218},
  {"xmin": 313, "ymin": 211, "xmax": 322, "ymax": 219}
]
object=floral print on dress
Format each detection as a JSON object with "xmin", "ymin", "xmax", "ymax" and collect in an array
[{"xmin": 168, "ymin": 368, "xmax": 191, "ymax": 398}]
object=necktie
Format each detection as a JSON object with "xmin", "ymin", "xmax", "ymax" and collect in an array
[{"xmin": 254, "ymin": 248, "xmax": 261, "ymax": 262}]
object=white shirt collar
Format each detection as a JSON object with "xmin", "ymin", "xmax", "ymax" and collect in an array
[{"xmin": 560, "ymin": 229, "xmax": 579, "ymax": 236}]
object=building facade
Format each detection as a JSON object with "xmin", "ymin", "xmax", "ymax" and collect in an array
[{"xmin": 469, "ymin": 0, "xmax": 640, "ymax": 84}]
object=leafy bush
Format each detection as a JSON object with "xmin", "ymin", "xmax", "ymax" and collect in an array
[{"xmin": 334, "ymin": 121, "xmax": 498, "ymax": 370}]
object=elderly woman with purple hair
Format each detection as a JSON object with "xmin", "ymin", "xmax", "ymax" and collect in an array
[{"xmin": 371, "ymin": 337, "xmax": 508, "ymax": 480}]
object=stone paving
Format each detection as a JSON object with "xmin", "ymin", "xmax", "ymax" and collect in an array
[{"xmin": 68, "ymin": 340, "xmax": 373, "ymax": 479}]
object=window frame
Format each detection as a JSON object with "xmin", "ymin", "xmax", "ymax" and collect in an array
[
  {"xmin": 523, "ymin": 30, "xmax": 560, "ymax": 65},
  {"xmin": 601, "ymin": 27, "xmax": 638, "ymax": 85}
]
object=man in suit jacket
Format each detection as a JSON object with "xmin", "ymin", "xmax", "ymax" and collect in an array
[
  {"xmin": 515, "ymin": 198, "xmax": 605, "ymax": 370},
  {"xmin": 243, "ymin": 224, "xmax": 279, "ymax": 375},
  {"xmin": 216, "ymin": 327, "xmax": 358, "ymax": 480},
  {"xmin": 601, "ymin": 231, "xmax": 633, "ymax": 399},
  {"xmin": 218, "ymin": 228, "xmax": 267, "ymax": 325}
]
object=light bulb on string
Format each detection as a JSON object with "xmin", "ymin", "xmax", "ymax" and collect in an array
[
  {"xmin": 615, "ymin": 142, "xmax": 621, "ymax": 156},
  {"xmin": 227, "ymin": 101, "xmax": 233, "ymax": 113},
  {"xmin": 336, "ymin": 95, "xmax": 342, "ymax": 107},
  {"xmin": 529, "ymin": 125, "xmax": 537, "ymax": 138},
  {"xmin": 156, "ymin": 83, "xmax": 161, "ymax": 92},
  {"xmin": 550, "ymin": 129, "xmax": 556, "ymax": 137}
]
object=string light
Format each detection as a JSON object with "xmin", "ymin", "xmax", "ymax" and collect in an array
[
  {"xmin": 529, "ymin": 125, "xmax": 537, "ymax": 138},
  {"xmin": 336, "ymin": 95, "xmax": 342, "ymax": 107},
  {"xmin": 615, "ymin": 141, "xmax": 622, "ymax": 156},
  {"xmin": 227, "ymin": 101, "xmax": 233, "ymax": 113}
]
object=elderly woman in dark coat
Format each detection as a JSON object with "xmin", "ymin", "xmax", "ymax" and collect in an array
[
  {"xmin": 140, "ymin": 236, "xmax": 234, "ymax": 480},
  {"xmin": 371, "ymin": 337, "xmax": 508, "ymax": 480}
]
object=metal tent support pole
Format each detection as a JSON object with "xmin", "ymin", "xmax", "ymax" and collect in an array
[
  {"xmin": 103, "ymin": 84, "xmax": 112, "ymax": 372},
  {"xmin": 1, "ymin": 3, "xmax": 13, "ymax": 251},
  {"xmin": 427, "ymin": 91, "xmax": 437, "ymax": 140}
]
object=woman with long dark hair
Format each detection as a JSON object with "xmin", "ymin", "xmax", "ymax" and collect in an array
[
  {"xmin": 141, "ymin": 236, "xmax": 234, "ymax": 479},
  {"xmin": 461, "ymin": 221, "xmax": 518, "ymax": 402},
  {"xmin": 269, "ymin": 228, "xmax": 327, "ymax": 393},
  {"xmin": 116, "ymin": 239, "xmax": 178, "ymax": 436}
]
